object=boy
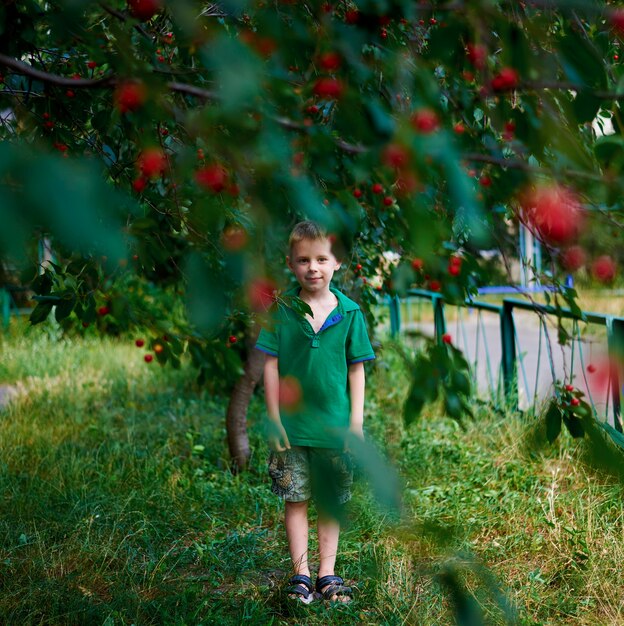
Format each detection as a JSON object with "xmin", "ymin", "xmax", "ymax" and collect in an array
[{"xmin": 255, "ymin": 221, "xmax": 375, "ymax": 604}]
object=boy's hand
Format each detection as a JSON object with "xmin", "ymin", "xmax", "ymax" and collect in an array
[
  {"xmin": 348, "ymin": 423, "xmax": 364, "ymax": 440},
  {"xmin": 345, "ymin": 423, "xmax": 364, "ymax": 452},
  {"xmin": 269, "ymin": 422, "xmax": 291, "ymax": 452}
]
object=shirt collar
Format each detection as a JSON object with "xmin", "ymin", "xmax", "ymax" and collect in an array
[{"xmin": 284, "ymin": 285, "xmax": 360, "ymax": 314}]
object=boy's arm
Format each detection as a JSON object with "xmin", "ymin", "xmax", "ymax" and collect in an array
[
  {"xmin": 348, "ymin": 361, "xmax": 366, "ymax": 439},
  {"xmin": 264, "ymin": 355, "xmax": 290, "ymax": 451}
]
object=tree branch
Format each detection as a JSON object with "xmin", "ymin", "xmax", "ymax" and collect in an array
[
  {"xmin": 462, "ymin": 152, "xmax": 605, "ymax": 182},
  {"xmin": 0, "ymin": 54, "xmax": 113, "ymax": 88}
]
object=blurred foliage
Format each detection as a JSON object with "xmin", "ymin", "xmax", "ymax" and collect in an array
[{"xmin": 1, "ymin": 0, "xmax": 624, "ymax": 416}]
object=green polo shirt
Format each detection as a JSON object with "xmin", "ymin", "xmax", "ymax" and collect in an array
[{"xmin": 256, "ymin": 286, "xmax": 375, "ymax": 448}]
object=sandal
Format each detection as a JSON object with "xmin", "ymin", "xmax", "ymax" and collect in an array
[
  {"xmin": 315, "ymin": 574, "xmax": 353, "ymax": 603},
  {"xmin": 286, "ymin": 574, "xmax": 316, "ymax": 604}
]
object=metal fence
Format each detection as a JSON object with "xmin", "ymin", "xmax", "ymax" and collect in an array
[{"xmin": 387, "ymin": 289, "xmax": 624, "ymax": 432}]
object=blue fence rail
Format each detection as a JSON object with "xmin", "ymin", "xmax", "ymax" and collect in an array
[{"xmin": 388, "ymin": 289, "xmax": 624, "ymax": 431}]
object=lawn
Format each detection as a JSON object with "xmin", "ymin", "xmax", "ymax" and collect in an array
[{"xmin": 1, "ymin": 322, "xmax": 624, "ymax": 625}]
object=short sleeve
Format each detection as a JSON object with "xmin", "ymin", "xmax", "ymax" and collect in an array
[
  {"xmin": 255, "ymin": 324, "xmax": 279, "ymax": 357},
  {"xmin": 346, "ymin": 309, "xmax": 375, "ymax": 364}
]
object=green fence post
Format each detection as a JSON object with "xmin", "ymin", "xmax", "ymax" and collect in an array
[
  {"xmin": 389, "ymin": 295, "xmax": 401, "ymax": 337},
  {"xmin": 433, "ymin": 294, "xmax": 446, "ymax": 344},
  {"xmin": 606, "ymin": 317, "xmax": 624, "ymax": 432},
  {"xmin": 1, "ymin": 289, "xmax": 10, "ymax": 330},
  {"xmin": 500, "ymin": 300, "xmax": 517, "ymax": 409}
]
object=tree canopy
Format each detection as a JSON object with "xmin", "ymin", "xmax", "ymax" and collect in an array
[{"xmin": 1, "ymin": 0, "xmax": 623, "ymax": 420}]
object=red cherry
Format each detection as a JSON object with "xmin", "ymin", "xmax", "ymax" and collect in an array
[
  {"xmin": 521, "ymin": 184, "xmax": 583, "ymax": 245},
  {"xmin": 592, "ymin": 255, "xmax": 617, "ymax": 284},
  {"xmin": 395, "ymin": 171, "xmax": 419, "ymax": 197},
  {"xmin": 587, "ymin": 364, "xmax": 597, "ymax": 374},
  {"xmin": 87, "ymin": 60, "xmax": 97, "ymax": 69},
  {"xmin": 612, "ymin": 9, "xmax": 624, "ymax": 35},
  {"xmin": 319, "ymin": 52, "xmax": 341, "ymax": 71},
  {"xmin": 279, "ymin": 375, "xmax": 302, "ymax": 410},
  {"xmin": 383, "ymin": 196, "xmax": 394, "ymax": 206},
  {"xmin": 114, "ymin": 81, "xmax": 147, "ymax": 114},
  {"xmin": 132, "ymin": 177, "xmax": 147, "ymax": 193},
  {"xmin": 491, "ymin": 67, "xmax": 519, "ymax": 92},
  {"xmin": 453, "ymin": 122, "xmax": 466, "ymax": 134},
  {"xmin": 66, "ymin": 89, "xmax": 75, "ymax": 98},
  {"xmin": 380, "ymin": 28, "xmax": 388, "ymax": 39},
  {"xmin": 570, "ymin": 398, "xmax": 580, "ymax": 406},
  {"xmin": 345, "ymin": 9, "xmax": 359, "ymax": 24},
  {"xmin": 371, "ymin": 183, "xmax": 384, "ymax": 194},
  {"xmin": 479, "ymin": 175, "xmax": 492, "ymax": 187},
  {"xmin": 137, "ymin": 148, "xmax": 166, "ymax": 179},
  {"xmin": 222, "ymin": 226, "xmax": 248, "ymax": 251},
  {"xmin": 229, "ymin": 335, "xmax": 238, "ymax": 344},
  {"xmin": 615, "ymin": 54, "xmax": 620, "ymax": 61},
  {"xmin": 135, "ymin": 338, "xmax": 145, "ymax": 347},
  {"xmin": 411, "ymin": 258, "xmax": 424, "ymax": 271},
  {"xmin": 411, "ymin": 108, "xmax": 440, "ymax": 133},
  {"xmin": 97, "ymin": 305, "xmax": 110, "ymax": 316},
  {"xmin": 353, "ymin": 188, "xmax": 363, "ymax": 199},
  {"xmin": 144, "ymin": 353, "xmax": 154, "ymax": 363},
  {"xmin": 442, "ymin": 333, "xmax": 452, "ymax": 344},
  {"xmin": 466, "ymin": 43, "xmax": 487, "ymax": 69},
  {"xmin": 448, "ymin": 264, "xmax": 460, "ymax": 276},
  {"xmin": 382, "ymin": 143, "xmax": 410, "ymax": 168},
  {"xmin": 312, "ymin": 77, "xmax": 344, "ymax": 99},
  {"xmin": 195, "ymin": 164, "xmax": 228, "ymax": 192},
  {"xmin": 355, "ymin": 263, "xmax": 362, "ymax": 271},
  {"xmin": 306, "ymin": 105, "xmax": 319, "ymax": 114},
  {"xmin": 127, "ymin": 0, "xmax": 162, "ymax": 21},
  {"xmin": 565, "ymin": 384, "xmax": 575, "ymax": 392},
  {"xmin": 560, "ymin": 245, "xmax": 586, "ymax": 272},
  {"xmin": 248, "ymin": 278, "xmax": 277, "ymax": 312},
  {"xmin": 429, "ymin": 279, "xmax": 441, "ymax": 292}
]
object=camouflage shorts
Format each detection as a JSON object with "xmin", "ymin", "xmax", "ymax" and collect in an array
[{"xmin": 268, "ymin": 446, "xmax": 353, "ymax": 505}]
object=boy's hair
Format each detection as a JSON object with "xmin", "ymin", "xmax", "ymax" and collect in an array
[
  {"xmin": 288, "ymin": 220, "xmax": 345, "ymax": 261},
  {"xmin": 288, "ymin": 221, "xmax": 328, "ymax": 252}
]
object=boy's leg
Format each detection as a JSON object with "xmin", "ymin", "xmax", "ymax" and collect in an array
[
  {"xmin": 317, "ymin": 514, "xmax": 340, "ymax": 578},
  {"xmin": 311, "ymin": 448, "xmax": 354, "ymax": 602},
  {"xmin": 285, "ymin": 500, "xmax": 310, "ymax": 577}
]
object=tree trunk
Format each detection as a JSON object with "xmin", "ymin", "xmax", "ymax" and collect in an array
[{"xmin": 225, "ymin": 327, "xmax": 265, "ymax": 472}]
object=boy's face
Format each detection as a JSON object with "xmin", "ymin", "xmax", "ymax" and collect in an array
[{"xmin": 287, "ymin": 237, "xmax": 341, "ymax": 296}]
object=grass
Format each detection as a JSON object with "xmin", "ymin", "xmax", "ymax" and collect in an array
[{"xmin": 2, "ymin": 320, "xmax": 624, "ymax": 624}]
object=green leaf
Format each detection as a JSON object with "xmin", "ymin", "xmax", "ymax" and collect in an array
[
  {"xmin": 545, "ymin": 402, "xmax": 562, "ymax": 443},
  {"xmin": 283, "ymin": 295, "xmax": 313, "ymax": 319},
  {"xmin": 594, "ymin": 135, "xmax": 624, "ymax": 170},
  {"xmin": 403, "ymin": 384, "xmax": 428, "ymax": 426},
  {"xmin": 54, "ymin": 295, "xmax": 75, "ymax": 322},
  {"xmin": 562, "ymin": 413, "xmax": 585, "ymax": 439},
  {"xmin": 29, "ymin": 301, "xmax": 53, "ymax": 325},
  {"xmin": 572, "ymin": 91, "xmax": 602, "ymax": 125},
  {"xmin": 31, "ymin": 271, "xmax": 52, "ymax": 296},
  {"xmin": 558, "ymin": 31, "xmax": 607, "ymax": 89}
]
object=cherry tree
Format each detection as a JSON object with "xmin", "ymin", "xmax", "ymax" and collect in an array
[{"xmin": 1, "ymin": 0, "xmax": 623, "ymax": 467}]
